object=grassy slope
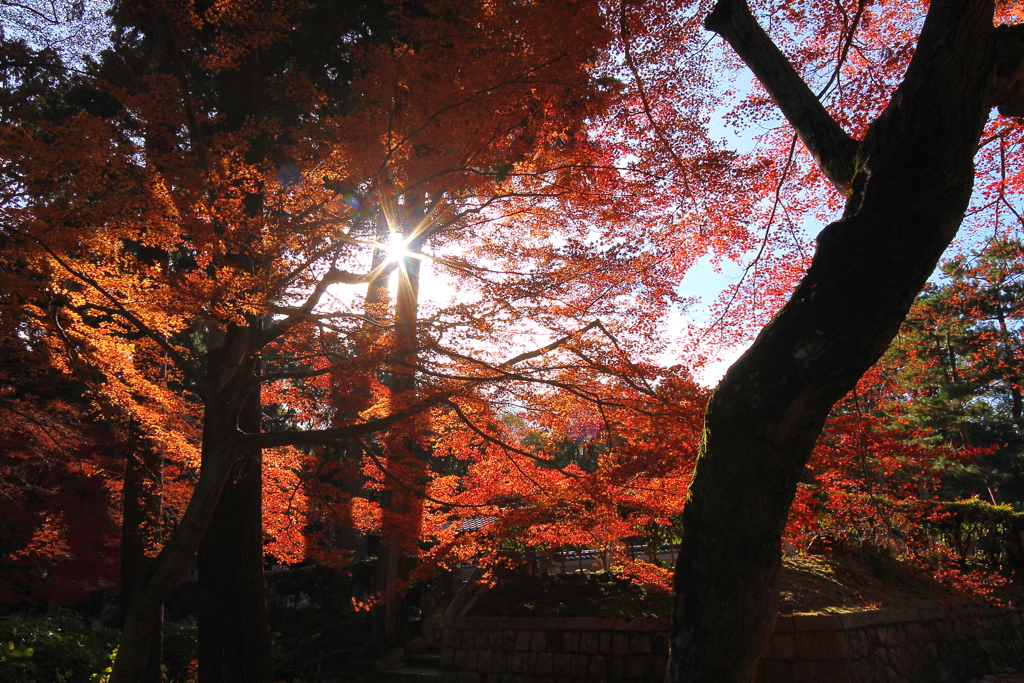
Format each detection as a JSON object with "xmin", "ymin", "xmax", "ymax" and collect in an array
[{"xmin": 472, "ymin": 552, "xmax": 1024, "ymax": 619}]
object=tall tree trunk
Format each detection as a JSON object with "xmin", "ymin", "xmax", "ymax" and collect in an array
[
  {"xmin": 121, "ymin": 436, "xmax": 163, "ymax": 683},
  {"xmin": 198, "ymin": 380, "xmax": 272, "ymax": 683},
  {"xmin": 374, "ymin": 209, "xmax": 427, "ymax": 649},
  {"xmin": 194, "ymin": 43, "xmax": 273, "ymax": 682},
  {"xmin": 111, "ymin": 412, "xmax": 244, "ymax": 683},
  {"xmin": 669, "ymin": 0, "xmax": 1020, "ymax": 680}
]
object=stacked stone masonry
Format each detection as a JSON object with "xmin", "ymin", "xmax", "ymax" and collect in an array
[{"xmin": 440, "ymin": 606, "xmax": 1024, "ymax": 683}]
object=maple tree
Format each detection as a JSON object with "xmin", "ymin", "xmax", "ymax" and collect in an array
[
  {"xmin": 3, "ymin": 2, "xmax": 1023, "ymax": 683},
  {"xmin": 1, "ymin": 0, "xmax": 706, "ymax": 679}
]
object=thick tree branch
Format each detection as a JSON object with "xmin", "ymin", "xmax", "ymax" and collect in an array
[
  {"xmin": 261, "ymin": 261, "xmax": 397, "ymax": 345},
  {"xmin": 240, "ymin": 389, "xmax": 456, "ymax": 452},
  {"xmin": 705, "ymin": 0, "xmax": 859, "ymax": 190}
]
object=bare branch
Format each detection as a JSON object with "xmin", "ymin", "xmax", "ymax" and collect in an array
[{"xmin": 242, "ymin": 389, "xmax": 455, "ymax": 452}]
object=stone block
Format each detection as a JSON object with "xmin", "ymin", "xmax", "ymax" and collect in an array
[
  {"xmin": 564, "ymin": 617, "xmax": 612, "ymax": 631},
  {"xmin": 839, "ymin": 612, "xmax": 875, "ymax": 630},
  {"xmin": 495, "ymin": 650, "xmax": 512, "ymax": 674},
  {"xmin": 647, "ymin": 654, "xmax": 668, "ymax": 680},
  {"xmin": 466, "ymin": 649, "xmax": 479, "ymax": 671},
  {"xmin": 773, "ymin": 616, "xmax": 797, "ymax": 632},
  {"xmin": 839, "ymin": 630, "xmax": 869, "ymax": 659},
  {"xmin": 443, "ymin": 630, "xmax": 461, "ymax": 647},
  {"xmin": 870, "ymin": 610, "xmax": 901, "ymax": 626},
  {"xmin": 796, "ymin": 630, "xmax": 842, "ymax": 660},
  {"xmin": 589, "ymin": 654, "xmax": 607, "ymax": 680},
  {"xmin": 455, "ymin": 649, "xmax": 467, "ymax": 669},
  {"xmin": 631, "ymin": 633, "xmax": 652, "ymax": 653},
  {"xmin": 523, "ymin": 651, "xmax": 538, "ymax": 674},
  {"xmin": 580, "ymin": 632, "xmax": 599, "ymax": 653},
  {"xmin": 564, "ymin": 631, "xmax": 580, "ymax": 653},
  {"xmin": 509, "ymin": 652, "xmax": 522, "ymax": 673},
  {"xmin": 516, "ymin": 630, "xmax": 532, "ymax": 651},
  {"xmin": 610, "ymin": 655, "xmax": 625, "ymax": 680},
  {"xmin": 537, "ymin": 652, "xmax": 553, "ymax": 675},
  {"xmin": 653, "ymin": 633, "xmax": 670, "ymax": 655},
  {"xmin": 761, "ymin": 659, "xmax": 792, "ymax": 683},
  {"xmin": 891, "ymin": 647, "xmax": 914, "ymax": 677},
  {"xmin": 489, "ymin": 630, "xmax": 504, "ymax": 651},
  {"xmin": 625, "ymin": 655, "xmax": 646, "ymax": 679},
  {"xmin": 439, "ymin": 672, "xmax": 457, "ymax": 683},
  {"xmin": 814, "ymin": 660, "xmax": 850, "ymax": 683},
  {"xmin": 505, "ymin": 630, "xmax": 517, "ymax": 652},
  {"xmin": 531, "ymin": 630, "xmax": 547, "ymax": 652},
  {"xmin": 876, "ymin": 625, "xmax": 897, "ymax": 647},
  {"xmin": 457, "ymin": 672, "xmax": 480, "ymax": 683},
  {"xmin": 570, "ymin": 653, "xmax": 589, "ymax": 678},
  {"xmin": 794, "ymin": 614, "xmax": 842, "ymax": 632},
  {"xmin": 463, "ymin": 631, "xmax": 476, "ymax": 649},
  {"xmin": 612, "ymin": 617, "xmax": 671, "ymax": 631},
  {"xmin": 441, "ymin": 648, "xmax": 455, "ymax": 668},
  {"xmin": 612, "ymin": 633, "xmax": 630, "ymax": 655},
  {"xmin": 553, "ymin": 653, "xmax": 571, "ymax": 676},
  {"xmin": 904, "ymin": 622, "xmax": 926, "ymax": 643},
  {"xmin": 792, "ymin": 660, "xmax": 816, "ymax": 683},
  {"xmin": 599, "ymin": 632, "xmax": 612, "ymax": 653},
  {"xmin": 475, "ymin": 631, "xmax": 488, "ymax": 649},
  {"xmin": 772, "ymin": 633, "xmax": 797, "ymax": 659}
]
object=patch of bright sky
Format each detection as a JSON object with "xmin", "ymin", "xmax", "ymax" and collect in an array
[
  {"xmin": 660, "ymin": 70, "xmax": 781, "ymax": 387},
  {"xmin": 0, "ymin": 0, "xmax": 113, "ymax": 69}
]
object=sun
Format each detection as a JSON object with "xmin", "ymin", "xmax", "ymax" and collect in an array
[{"xmin": 385, "ymin": 231, "xmax": 409, "ymax": 263}]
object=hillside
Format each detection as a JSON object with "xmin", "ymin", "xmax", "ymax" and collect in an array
[{"xmin": 471, "ymin": 551, "xmax": 1024, "ymax": 619}]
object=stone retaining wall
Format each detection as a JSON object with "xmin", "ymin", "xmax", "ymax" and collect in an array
[
  {"xmin": 758, "ymin": 606, "xmax": 1024, "ymax": 683},
  {"xmin": 440, "ymin": 606, "xmax": 1024, "ymax": 683},
  {"xmin": 440, "ymin": 616, "xmax": 670, "ymax": 683}
]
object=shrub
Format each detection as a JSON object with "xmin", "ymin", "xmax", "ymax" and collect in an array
[{"xmin": 0, "ymin": 610, "xmax": 117, "ymax": 683}]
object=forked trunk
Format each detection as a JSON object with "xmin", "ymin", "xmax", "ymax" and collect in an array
[{"xmin": 669, "ymin": 0, "xmax": 1008, "ymax": 679}]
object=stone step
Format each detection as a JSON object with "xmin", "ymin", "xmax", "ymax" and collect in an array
[{"xmin": 383, "ymin": 666, "xmax": 441, "ymax": 682}]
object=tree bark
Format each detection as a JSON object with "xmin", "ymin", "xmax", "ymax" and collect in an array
[
  {"xmin": 374, "ymin": 213, "xmax": 426, "ymax": 649},
  {"xmin": 111, "ymin": 410, "xmax": 242, "ymax": 683},
  {"xmin": 120, "ymin": 436, "xmax": 163, "ymax": 683},
  {"xmin": 194, "ymin": 46, "xmax": 273, "ymax": 683},
  {"xmin": 198, "ymin": 382, "xmax": 272, "ymax": 683},
  {"xmin": 670, "ymin": 0, "xmax": 1015, "ymax": 680}
]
